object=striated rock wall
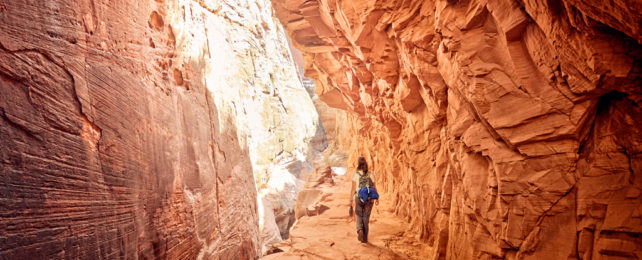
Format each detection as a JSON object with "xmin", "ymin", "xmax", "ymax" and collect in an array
[
  {"xmin": 0, "ymin": 0, "xmax": 321, "ymax": 258},
  {"xmin": 272, "ymin": 0, "xmax": 641, "ymax": 258}
]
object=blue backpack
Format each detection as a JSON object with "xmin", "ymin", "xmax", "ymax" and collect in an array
[{"xmin": 357, "ymin": 171, "xmax": 379, "ymax": 202}]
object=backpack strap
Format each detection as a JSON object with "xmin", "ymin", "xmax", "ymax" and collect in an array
[
  {"xmin": 366, "ymin": 172, "xmax": 370, "ymax": 195},
  {"xmin": 363, "ymin": 171, "xmax": 371, "ymax": 188},
  {"xmin": 356, "ymin": 171, "xmax": 372, "ymax": 202}
]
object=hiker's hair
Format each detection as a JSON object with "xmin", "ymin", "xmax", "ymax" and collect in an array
[{"xmin": 357, "ymin": 157, "xmax": 368, "ymax": 173}]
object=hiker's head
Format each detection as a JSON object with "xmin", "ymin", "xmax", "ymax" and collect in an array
[{"xmin": 357, "ymin": 157, "xmax": 368, "ymax": 173}]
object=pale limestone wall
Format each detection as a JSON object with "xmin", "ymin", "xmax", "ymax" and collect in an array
[{"xmin": 166, "ymin": 0, "xmax": 327, "ymax": 255}]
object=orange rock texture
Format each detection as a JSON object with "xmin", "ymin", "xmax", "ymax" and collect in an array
[
  {"xmin": 272, "ymin": 0, "xmax": 642, "ymax": 258},
  {"xmin": 0, "ymin": 0, "xmax": 316, "ymax": 258}
]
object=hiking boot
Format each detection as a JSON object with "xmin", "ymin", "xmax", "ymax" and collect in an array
[{"xmin": 357, "ymin": 229, "xmax": 364, "ymax": 243}]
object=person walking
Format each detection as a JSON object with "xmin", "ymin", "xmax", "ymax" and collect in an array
[{"xmin": 349, "ymin": 157, "xmax": 379, "ymax": 243}]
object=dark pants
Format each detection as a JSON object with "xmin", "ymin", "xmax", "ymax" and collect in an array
[{"xmin": 354, "ymin": 197, "xmax": 374, "ymax": 239}]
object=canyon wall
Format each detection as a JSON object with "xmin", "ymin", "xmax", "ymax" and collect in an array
[
  {"xmin": 0, "ymin": 0, "xmax": 322, "ymax": 258},
  {"xmin": 290, "ymin": 42, "xmax": 349, "ymax": 168},
  {"xmin": 312, "ymin": 89, "xmax": 350, "ymax": 167},
  {"xmin": 272, "ymin": 0, "xmax": 641, "ymax": 259}
]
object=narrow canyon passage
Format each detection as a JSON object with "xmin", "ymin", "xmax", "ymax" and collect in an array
[
  {"xmin": 1, "ymin": 0, "xmax": 641, "ymax": 259},
  {"xmin": 261, "ymin": 170, "xmax": 432, "ymax": 259}
]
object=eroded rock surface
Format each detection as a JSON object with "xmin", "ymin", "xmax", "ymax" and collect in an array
[
  {"xmin": 272, "ymin": 0, "xmax": 641, "ymax": 258},
  {"xmin": 290, "ymin": 43, "xmax": 349, "ymax": 167},
  {"xmin": 0, "ymin": 0, "xmax": 322, "ymax": 258}
]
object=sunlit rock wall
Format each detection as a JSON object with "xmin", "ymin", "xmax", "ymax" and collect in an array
[
  {"xmin": 179, "ymin": 0, "xmax": 326, "ymax": 254},
  {"xmin": 290, "ymin": 44, "xmax": 349, "ymax": 167},
  {"xmin": 272, "ymin": 0, "xmax": 642, "ymax": 258},
  {"xmin": 312, "ymin": 89, "xmax": 350, "ymax": 167},
  {"xmin": 0, "ymin": 0, "xmax": 321, "ymax": 258}
]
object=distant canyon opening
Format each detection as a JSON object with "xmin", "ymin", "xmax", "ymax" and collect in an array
[{"xmin": 0, "ymin": 0, "xmax": 640, "ymax": 259}]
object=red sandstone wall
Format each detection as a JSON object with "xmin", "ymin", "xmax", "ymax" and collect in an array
[
  {"xmin": 0, "ymin": 0, "xmax": 260, "ymax": 258},
  {"xmin": 271, "ymin": 0, "xmax": 642, "ymax": 258}
]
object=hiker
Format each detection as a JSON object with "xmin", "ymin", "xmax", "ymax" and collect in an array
[{"xmin": 348, "ymin": 157, "xmax": 379, "ymax": 243}]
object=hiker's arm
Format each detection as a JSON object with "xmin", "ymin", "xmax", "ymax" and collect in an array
[
  {"xmin": 373, "ymin": 181, "xmax": 379, "ymax": 205},
  {"xmin": 349, "ymin": 181, "xmax": 355, "ymax": 206}
]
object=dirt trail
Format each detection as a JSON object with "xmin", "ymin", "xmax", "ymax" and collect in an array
[{"xmin": 261, "ymin": 174, "xmax": 433, "ymax": 259}]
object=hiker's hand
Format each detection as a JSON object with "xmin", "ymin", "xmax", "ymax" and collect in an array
[{"xmin": 375, "ymin": 200, "xmax": 379, "ymax": 206}]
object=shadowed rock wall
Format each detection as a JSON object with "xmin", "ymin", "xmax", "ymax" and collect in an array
[
  {"xmin": 271, "ymin": 0, "xmax": 641, "ymax": 258},
  {"xmin": 0, "ymin": 0, "xmax": 320, "ymax": 258}
]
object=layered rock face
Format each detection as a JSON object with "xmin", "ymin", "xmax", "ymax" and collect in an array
[
  {"xmin": 289, "ymin": 43, "xmax": 349, "ymax": 167},
  {"xmin": 313, "ymin": 92, "xmax": 350, "ymax": 167},
  {"xmin": 272, "ymin": 0, "xmax": 641, "ymax": 258},
  {"xmin": 0, "ymin": 0, "xmax": 321, "ymax": 258}
]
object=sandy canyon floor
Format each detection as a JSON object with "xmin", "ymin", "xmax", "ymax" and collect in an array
[{"xmin": 261, "ymin": 174, "xmax": 432, "ymax": 260}]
